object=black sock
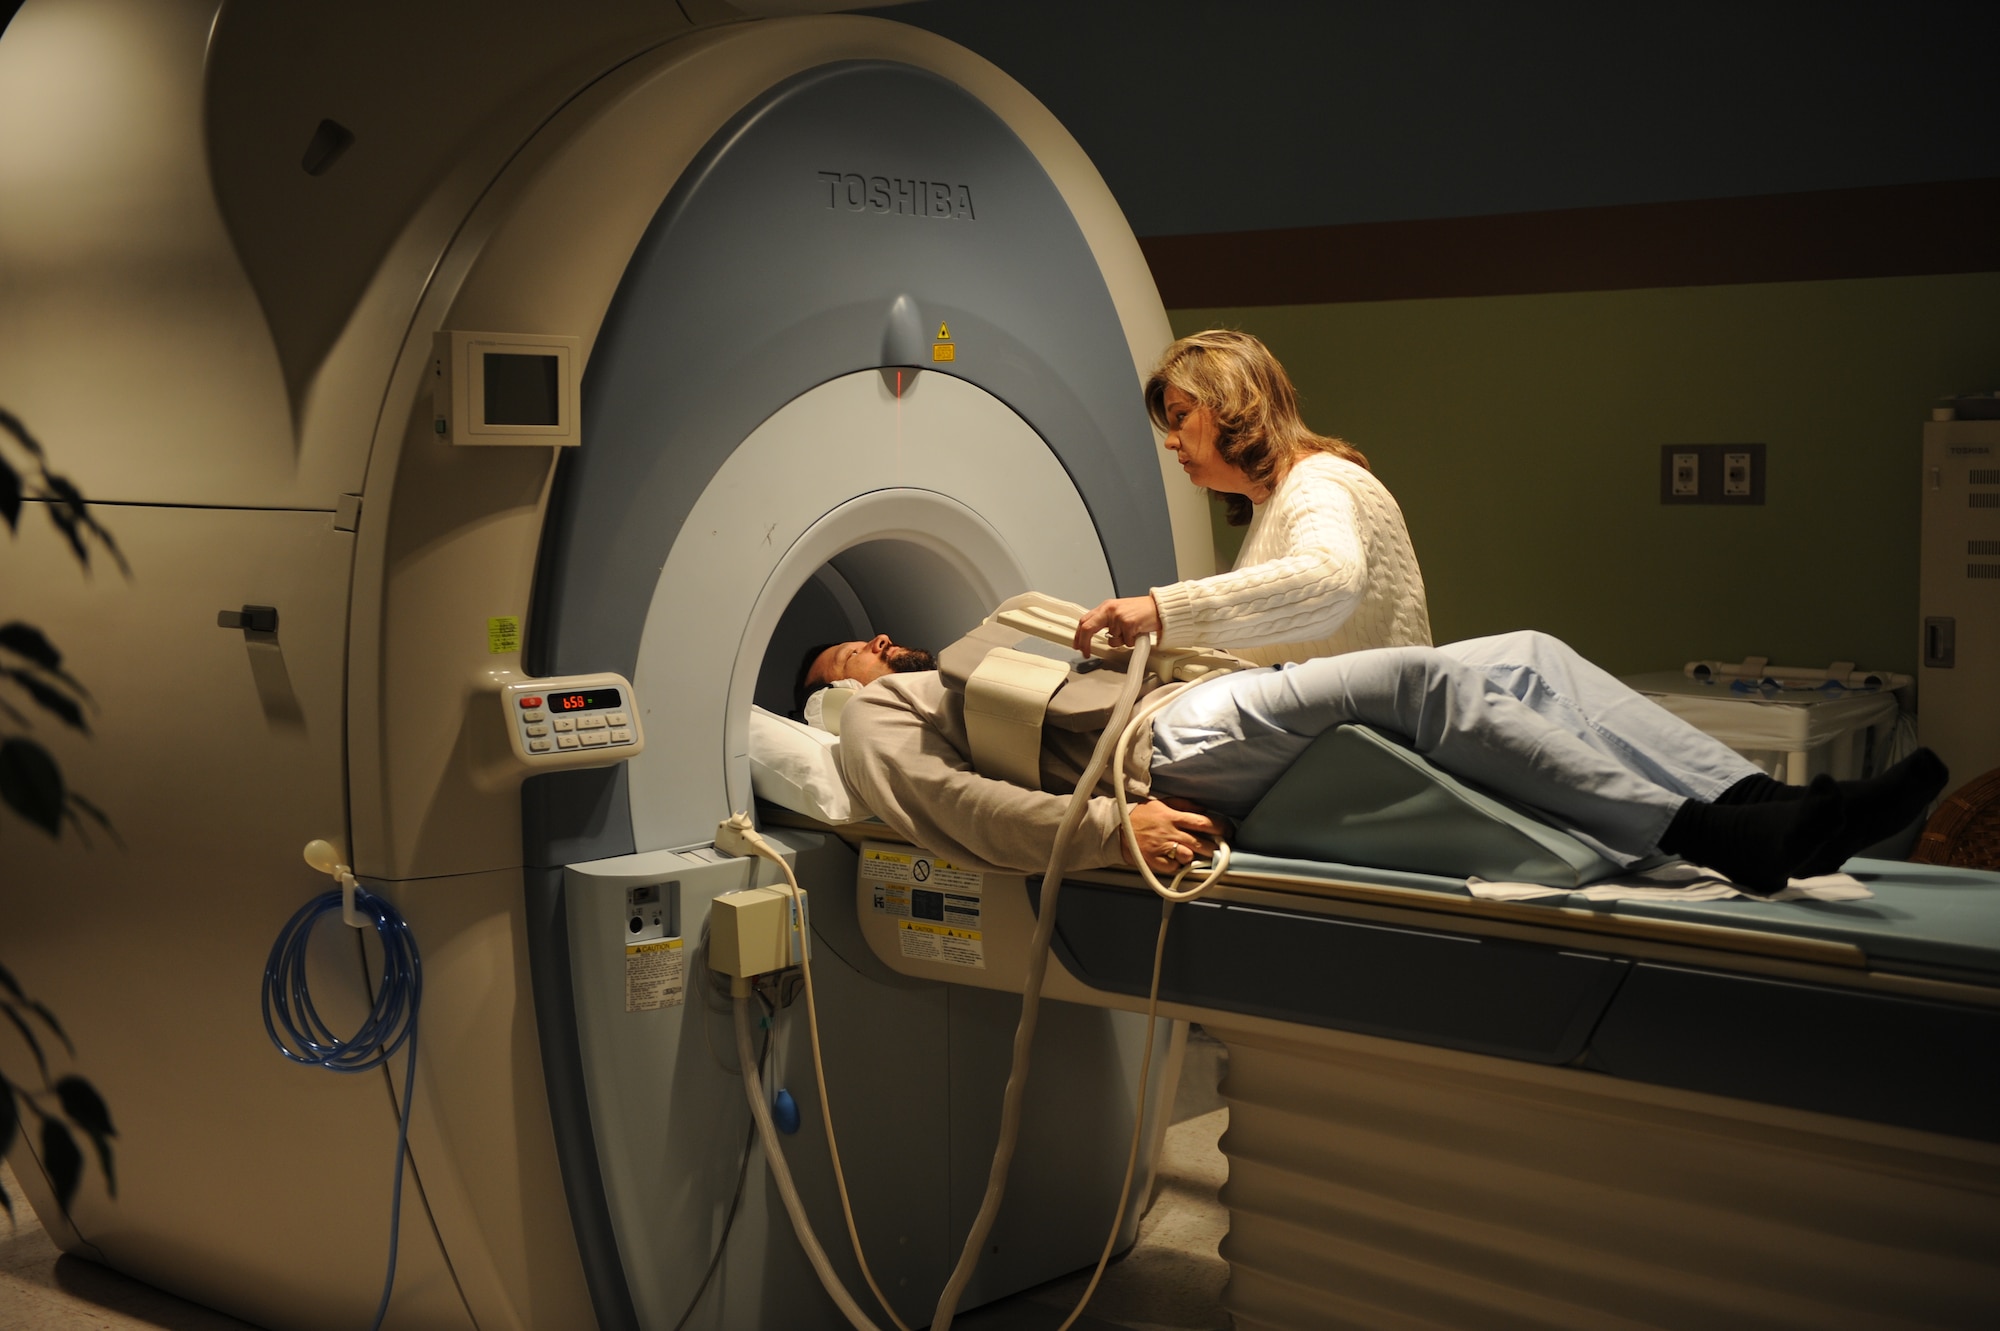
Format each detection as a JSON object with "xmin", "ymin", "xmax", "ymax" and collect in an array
[
  {"xmin": 1713, "ymin": 773, "xmax": 1800, "ymax": 805},
  {"xmin": 1800, "ymin": 748, "xmax": 1951, "ymax": 876},
  {"xmin": 1657, "ymin": 775, "xmax": 1844, "ymax": 895}
]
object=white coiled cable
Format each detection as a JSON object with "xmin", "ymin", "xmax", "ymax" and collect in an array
[
  {"xmin": 727, "ymin": 637, "xmax": 1238, "ymax": 1331},
  {"xmin": 931, "ymin": 636, "xmax": 1236, "ymax": 1331}
]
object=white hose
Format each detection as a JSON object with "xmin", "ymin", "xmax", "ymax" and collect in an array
[
  {"xmin": 1041, "ymin": 688, "xmax": 1233, "ymax": 1331},
  {"xmin": 730, "ymin": 637, "xmax": 1237, "ymax": 1331},
  {"xmin": 929, "ymin": 637, "xmax": 1159, "ymax": 1330},
  {"xmin": 732, "ymin": 995, "xmax": 887, "ymax": 1331},
  {"xmin": 1048, "ymin": 898, "xmax": 1176, "ymax": 1331},
  {"xmin": 724, "ymin": 827, "xmax": 910, "ymax": 1331},
  {"xmin": 1111, "ymin": 688, "xmax": 1234, "ymax": 902},
  {"xmin": 932, "ymin": 641, "xmax": 1240, "ymax": 1331}
]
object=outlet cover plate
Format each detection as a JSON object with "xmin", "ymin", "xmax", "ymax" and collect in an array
[{"xmin": 1661, "ymin": 443, "xmax": 1764, "ymax": 505}]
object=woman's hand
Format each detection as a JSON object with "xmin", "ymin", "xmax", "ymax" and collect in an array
[
  {"xmin": 1073, "ymin": 594, "xmax": 1162, "ymax": 656},
  {"xmin": 1120, "ymin": 798, "xmax": 1229, "ymax": 874}
]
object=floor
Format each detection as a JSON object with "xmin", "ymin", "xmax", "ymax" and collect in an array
[
  {"xmin": 957, "ymin": 1108, "xmax": 1231, "ymax": 1331},
  {"xmin": 0, "ymin": 1036, "xmax": 1232, "ymax": 1331},
  {"xmin": 0, "ymin": 1173, "xmax": 260, "ymax": 1331}
]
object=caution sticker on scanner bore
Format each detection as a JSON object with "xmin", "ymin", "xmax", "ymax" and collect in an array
[
  {"xmin": 861, "ymin": 842, "xmax": 985, "ymax": 969},
  {"xmin": 626, "ymin": 937, "xmax": 686, "ymax": 1012}
]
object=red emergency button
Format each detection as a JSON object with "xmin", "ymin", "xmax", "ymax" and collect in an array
[{"xmin": 519, "ymin": 696, "xmax": 543, "ymax": 708}]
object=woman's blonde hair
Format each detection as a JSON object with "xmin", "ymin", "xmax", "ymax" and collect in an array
[{"xmin": 1143, "ymin": 329, "xmax": 1367, "ymax": 526}]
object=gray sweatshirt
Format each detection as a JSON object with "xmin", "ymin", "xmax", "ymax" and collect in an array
[{"xmin": 838, "ymin": 671, "xmax": 1166, "ymax": 874}]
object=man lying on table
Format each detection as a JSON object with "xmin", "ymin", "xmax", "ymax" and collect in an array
[{"xmin": 798, "ymin": 630, "xmax": 1945, "ymax": 895}]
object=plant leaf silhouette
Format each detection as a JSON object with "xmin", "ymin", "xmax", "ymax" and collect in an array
[
  {"xmin": 0, "ymin": 624, "xmax": 61, "ymax": 673},
  {"xmin": 40, "ymin": 1118, "xmax": 82, "ymax": 1211},
  {"xmin": 27, "ymin": 1001, "xmax": 72, "ymax": 1055},
  {"xmin": 1, "ymin": 669, "xmax": 87, "ymax": 734},
  {"xmin": 1, "ymin": 1008, "xmax": 48, "ymax": 1082},
  {"xmin": 55, "ymin": 1076, "xmax": 115, "ymax": 1196},
  {"xmin": 0, "ymin": 459, "xmax": 18, "ymax": 533},
  {"xmin": 0, "ymin": 738, "xmax": 63, "ymax": 835},
  {"xmin": 0, "ymin": 407, "xmax": 46, "ymax": 460}
]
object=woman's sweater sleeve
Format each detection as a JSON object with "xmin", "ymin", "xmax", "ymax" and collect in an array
[{"xmin": 1150, "ymin": 466, "xmax": 1366, "ymax": 649}]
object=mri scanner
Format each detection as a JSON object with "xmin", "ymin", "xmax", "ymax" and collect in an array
[
  {"xmin": 4, "ymin": 3, "xmax": 1999, "ymax": 1330},
  {"xmin": 1, "ymin": 3, "xmax": 1203, "ymax": 1327}
]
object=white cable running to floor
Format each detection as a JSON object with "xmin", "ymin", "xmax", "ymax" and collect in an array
[
  {"xmin": 724, "ymin": 825, "xmax": 911, "ymax": 1331},
  {"xmin": 731, "ymin": 994, "xmax": 886, "ymax": 1331},
  {"xmin": 732, "ymin": 637, "xmax": 1239, "ymax": 1331},
  {"xmin": 935, "ymin": 635, "xmax": 1237, "ymax": 1331}
]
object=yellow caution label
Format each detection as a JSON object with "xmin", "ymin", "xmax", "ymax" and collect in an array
[
  {"xmin": 487, "ymin": 615, "xmax": 521, "ymax": 654},
  {"xmin": 862, "ymin": 844, "xmax": 984, "ymax": 892},
  {"xmin": 935, "ymin": 322, "xmax": 951, "ymax": 340},
  {"xmin": 932, "ymin": 344, "xmax": 956, "ymax": 362},
  {"xmin": 900, "ymin": 920, "xmax": 981, "ymax": 941},
  {"xmin": 897, "ymin": 918, "xmax": 985, "ymax": 968},
  {"xmin": 625, "ymin": 936, "xmax": 685, "ymax": 1012}
]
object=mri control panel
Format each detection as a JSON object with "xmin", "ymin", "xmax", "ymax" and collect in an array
[{"xmin": 500, "ymin": 672, "xmax": 645, "ymax": 769}]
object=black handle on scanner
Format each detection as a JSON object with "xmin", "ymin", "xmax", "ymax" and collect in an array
[{"xmin": 218, "ymin": 605, "xmax": 278, "ymax": 633}]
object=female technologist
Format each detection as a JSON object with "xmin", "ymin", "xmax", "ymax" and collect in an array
[{"xmin": 1075, "ymin": 329, "xmax": 1431, "ymax": 663}]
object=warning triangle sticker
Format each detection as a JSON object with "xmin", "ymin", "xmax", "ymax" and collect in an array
[{"xmin": 936, "ymin": 323, "xmax": 952, "ymax": 340}]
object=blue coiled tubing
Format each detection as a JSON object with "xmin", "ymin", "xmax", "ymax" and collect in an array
[{"xmin": 262, "ymin": 886, "xmax": 422, "ymax": 1331}]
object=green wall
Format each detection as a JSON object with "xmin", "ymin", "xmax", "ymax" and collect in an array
[{"xmin": 1173, "ymin": 272, "xmax": 2000, "ymax": 676}]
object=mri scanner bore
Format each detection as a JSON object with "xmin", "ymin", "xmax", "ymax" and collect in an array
[{"xmin": 4, "ymin": 4, "xmax": 2000, "ymax": 1331}]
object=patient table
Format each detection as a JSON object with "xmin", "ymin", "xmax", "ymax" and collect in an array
[{"xmin": 813, "ymin": 724, "xmax": 2000, "ymax": 1329}]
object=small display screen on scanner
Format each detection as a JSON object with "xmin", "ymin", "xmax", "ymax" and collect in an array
[
  {"xmin": 550, "ymin": 688, "xmax": 621, "ymax": 713},
  {"xmin": 484, "ymin": 352, "xmax": 561, "ymax": 426}
]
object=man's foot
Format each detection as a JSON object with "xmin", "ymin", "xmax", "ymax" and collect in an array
[
  {"xmin": 1713, "ymin": 772, "xmax": 1795, "ymax": 806},
  {"xmin": 1798, "ymin": 749, "xmax": 1950, "ymax": 876},
  {"xmin": 1658, "ymin": 775, "xmax": 1844, "ymax": 896}
]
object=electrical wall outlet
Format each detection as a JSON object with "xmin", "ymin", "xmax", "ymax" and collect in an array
[
  {"xmin": 1723, "ymin": 451, "xmax": 1753, "ymax": 497},
  {"xmin": 1661, "ymin": 443, "xmax": 1765, "ymax": 505},
  {"xmin": 1671, "ymin": 452, "xmax": 1700, "ymax": 496},
  {"xmin": 1924, "ymin": 616, "xmax": 1956, "ymax": 669}
]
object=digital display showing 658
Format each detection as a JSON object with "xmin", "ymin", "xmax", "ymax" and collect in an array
[{"xmin": 551, "ymin": 688, "xmax": 622, "ymax": 713}]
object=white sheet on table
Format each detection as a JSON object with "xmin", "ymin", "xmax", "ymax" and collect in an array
[{"xmin": 1468, "ymin": 860, "xmax": 1873, "ymax": 904}]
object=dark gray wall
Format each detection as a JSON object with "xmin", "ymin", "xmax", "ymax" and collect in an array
[{"xmin": 871, "ymin": 0, "xmax": 2000, "ymax": 233}]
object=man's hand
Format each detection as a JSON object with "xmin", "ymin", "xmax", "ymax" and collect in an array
[
  {"xmin": 1074, "ymin": 594, "xmax": 1162, "ymax": 656},
  {"xmin": 1120, "ymin": 798, "xmax": 1229, "ymax": 873}
]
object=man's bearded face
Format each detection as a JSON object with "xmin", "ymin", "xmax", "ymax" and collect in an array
[
  {"xmin": 884, "ymin": 645, "xmax": 937, "ymax": 674},
  {"xmin": 809, "ymin": 636, "xmax": 936, "ymax": 689}
]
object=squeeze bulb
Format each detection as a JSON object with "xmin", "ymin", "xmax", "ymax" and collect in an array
[
  {"xmin": 303, "ymin": 839, "xmax": 342, "ymax": 875},
  {"xmin": 302, "ymin": 839, "xmax": 367, "ymax": 928}
]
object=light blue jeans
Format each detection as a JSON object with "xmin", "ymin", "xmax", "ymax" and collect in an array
[{"xmin": 1148, "ymin": 631, "xmax": 1760, "ymax": 862}]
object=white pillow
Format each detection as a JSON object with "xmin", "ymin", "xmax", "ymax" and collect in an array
[{"xmin": 748, "ymin": 705, "xmax": 870, "ymax": 824}]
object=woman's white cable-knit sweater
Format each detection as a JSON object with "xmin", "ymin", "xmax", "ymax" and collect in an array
[{"xmin": 1151, "ymin": 452, "xmax": 1431, "ymax": 665}]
